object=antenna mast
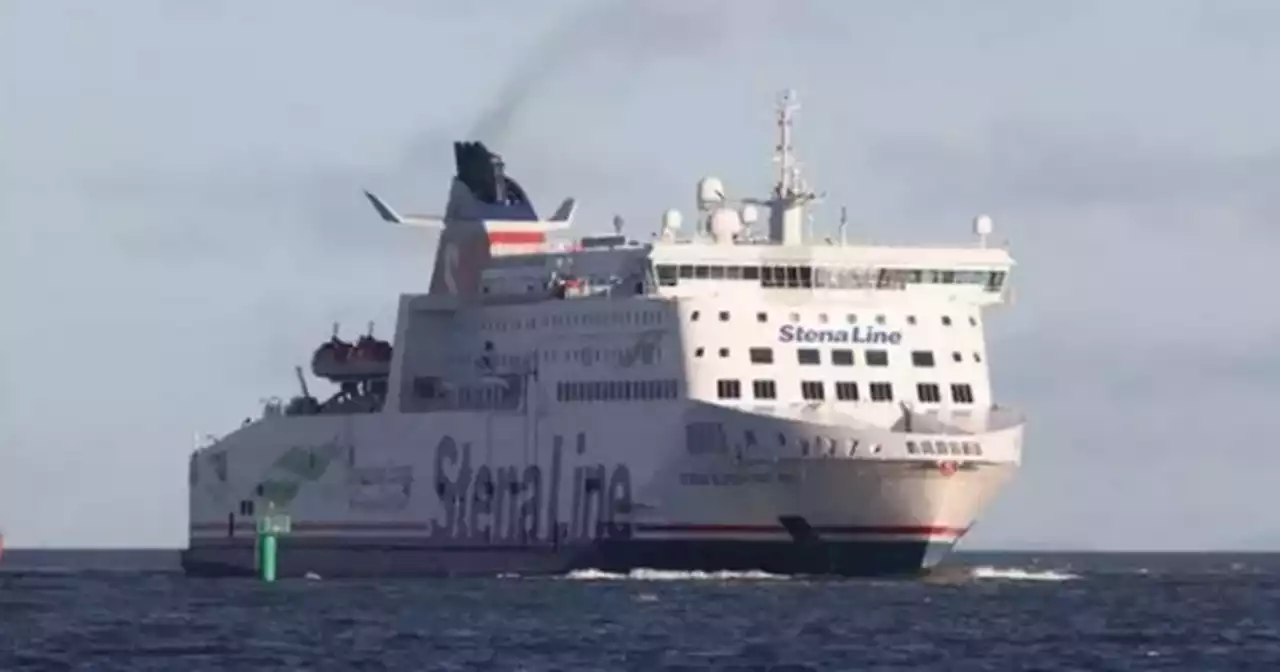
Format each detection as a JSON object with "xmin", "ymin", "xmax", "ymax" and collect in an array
[
  {"xmin": 767, "ymin": 89, "xmax": 820, "ymax": 246},
  {"xmin": 776, "ymin": 90, "xmax": 799, "ymax": 198}
]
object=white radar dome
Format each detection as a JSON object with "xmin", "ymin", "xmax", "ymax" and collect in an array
[
  {"xmin": 709, "ymin": 206, "xmax": 743, "ymax": 244},
  {"xmin": 697, "ymin": 176, "xmax": 726, "ymax": 211},
  {"xmin": 973, "ymin": 214, "xmax": 994, "ymax": 236},
  {"xmin": 661, "ymin": 208, "xmax": 683, "ymax": 231},
  {"xmin": 739, "ymin": 204, "xmax": 760, "ymax": 225}
]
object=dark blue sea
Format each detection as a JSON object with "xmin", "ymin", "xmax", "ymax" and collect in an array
[{"xmin": 2, "ymin": 551, "xmax": 1278, "ymax": 671}]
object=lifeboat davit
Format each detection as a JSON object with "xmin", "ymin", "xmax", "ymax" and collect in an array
[{"xmin": 311, "ymin": 324, "xmax": 393, "ymax": 382}]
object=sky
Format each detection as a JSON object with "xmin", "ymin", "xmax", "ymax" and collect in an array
[{"xmin": 2, "ymin": 0, "xmax": 1279, "ymax": 550}]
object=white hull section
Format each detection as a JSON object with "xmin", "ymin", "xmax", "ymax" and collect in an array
[{"xmin": 186, "ymin": 402, "xmax": 1021, "ymax": 577}]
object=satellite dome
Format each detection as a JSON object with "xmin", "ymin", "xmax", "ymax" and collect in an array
[
  {"xmin": 662, "ymin": 208, "xmax": 683, "ymax": 231},
  {"xmin": 973, "ymin": 214, "xmax": 994, "ymax": 236},
  {"xmin": 708, "ymin": 206, "xmax": 742, "ymax": 244},
  {"xmin": 697, "ymin": 176, "xmax": 726, "ymax": 211}
]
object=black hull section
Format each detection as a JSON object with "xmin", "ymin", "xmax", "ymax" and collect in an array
[{"xmin": 182, "ymin": 537, "xmax": 956, "ymax": 579}]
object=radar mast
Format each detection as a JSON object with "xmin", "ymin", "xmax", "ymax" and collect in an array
[{"xmin": 766, "ymin": 89, "xmax": 820, "ymax": 246}]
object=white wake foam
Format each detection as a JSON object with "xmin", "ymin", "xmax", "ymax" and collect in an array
[
  {"xmin": 564, "ymin": 568, "xmax": 789, "ymax": 581},
  {"xmin": 969, "ymin": 565, "xmax": 1080, "ymax": 581}
]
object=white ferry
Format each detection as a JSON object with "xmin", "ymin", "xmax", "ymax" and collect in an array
[{"xmin": 183, "ymin": 91, "xmax": 1023, "ymax": 578}]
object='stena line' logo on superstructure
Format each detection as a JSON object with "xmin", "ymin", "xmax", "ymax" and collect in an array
[
  {"xmin": 778, "ymin": 324, "xmax": 903, "ymax": 345},
  {"xmin": 430, "ymin": 433, "xmax": 632, "ymax": 544}
]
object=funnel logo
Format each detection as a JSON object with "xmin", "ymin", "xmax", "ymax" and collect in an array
[{"xmin": 435, "ymin": 230, "xmax": 489, "ymax": 296}]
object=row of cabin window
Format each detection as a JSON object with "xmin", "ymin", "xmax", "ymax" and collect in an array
[
  {"xmin": 412, "ymin": 378, "xmax": 521, "ymax": 405},
  {"xmin": 556, "ymin": 379, "xmax": 680, "ymax": 402},
  {"xmin": 656, "ymin": 264, "xmax": 1007, "ymax": 292},
  {"xmin": 907, "ymin": 440, "xmax": 985, "ymax": 457},
  {"xmin": 479, "ymin": 310, "xmax": 667, "ymax": 333},
  {"xmin": 717, "ymin": 380, "xmax": 976, "ymax": 404},
  {"xmin": 692, "ymin": 310, "xmax": 978, "ymax": 328},
  {"xmin": 467, "ymin": 347, "xmax": 666, "ymax": 369},
  {"xmin": 745, "ymin": 347, "xmax": 982, "ymax": 367},
  {"xmin": 547, "ymin": 344, "xmax": 663, "ymax": 367}
]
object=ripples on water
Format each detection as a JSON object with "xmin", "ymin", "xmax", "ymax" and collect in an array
[{"xmin": 2, "ymin": 553, "xmax": 1279, "ymax": 671}]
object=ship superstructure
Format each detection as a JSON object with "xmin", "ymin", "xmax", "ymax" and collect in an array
[{"xmin": 183, "ymin": 91, "xmax": 1022, "ymax": 578}]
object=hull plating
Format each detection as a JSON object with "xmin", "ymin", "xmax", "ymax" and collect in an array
[{"xmin": 186, "ymin": 403, "xmax": 1020, "ymax": 579}]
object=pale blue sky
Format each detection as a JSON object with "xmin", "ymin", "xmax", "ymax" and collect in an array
[{"xmin": 2, "ymin": 0, "xmax": 1278, "ymax": 549}]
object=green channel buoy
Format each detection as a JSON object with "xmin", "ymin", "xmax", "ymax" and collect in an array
[{"xmin": 255, "ymin": 505, "xmax": 291, "ymax": 583}]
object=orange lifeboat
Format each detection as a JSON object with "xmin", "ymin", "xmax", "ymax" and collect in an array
[{"xmin": 311, "ymin": 324, "xmax": 393, "ymax": 382}]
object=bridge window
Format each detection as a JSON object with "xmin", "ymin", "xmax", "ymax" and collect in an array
[
  {"xmin": 941, "ymin": 316, "xmax": 952, "ymax": 326},
  {"xmin": 974, "ymin": 352, "xmax": 983, "ymax": 363},
  {"xmin": 952, "ymin": 351, "xmax": 963, "ymax": 363},
  {"xmin": 648, "ymin": 263, "xmax": 1007, "ymax": 292},
  {"xmin": 969, "ymin": 316, "xmax": 978, "ymax": 326},
  {"xmin": 917, "ymin": 383, "xmax": 941, "ymax": 403},
  {"xmin": 865, "ymin": 350, "xmax": 889, "ymax": 367},
  {"xmin": 906, "ymin": 441, "xmax": 920, "ymax": 455},
  {"xmin": 869, "ymin": 382, "xmax": 894, "ymax": 402},
  {"xmin": 801, "ymin": 381, "xmax": 825, "ymax": 401},
  {"xmin": 906, "ymin": 315, "xmax": 917, "ymax": 325},
  {"xmin": 749, "ymin": 347, "xmax": 774, "ymax": 364},
  {"xmin": 718, "ymin": 347, "xmax": 730, "ymax": 358},
  {"xmin": 756, "ymin": 312, "xmax": 768, "ymax": 323},
  {"xmin": 911, "ymin": 351, "xmax": 935, "ymax": 367},
  {"xmin": 717, "ymin": 379, "xmax": 741, "ymax": 399},
  {"xmin": 797, "ymin": 349, "xmax": 820, "ymax": 365},
  {"xmin": 691, "ymin": 311, "xmax": 700, "ymax": 321},
  {"xmin": 752, "ymin": 380, "xmax": 777, "ymax": 400},
  {"xmin": 951, "ymin": 383, "xmax": 975, "ymax": 404},
  {"xmin": 831, "ymin": 349, "xmax": 854, "ymax": 366},
  {"xmin": 719, "ymin": 311, "xmax": 730, "ymax": 321},
  {"xmin": 835, "ymin": 381, "xmax": 859, "ymax": 401}
]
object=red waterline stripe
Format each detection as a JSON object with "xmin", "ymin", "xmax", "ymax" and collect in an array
[
  {"xmin": 191, "ymin": 521, "xmax": 429, "ymax": 532},
  {"xmin": 635, "ymin": 524, "xmax": 968, "ymax": 536},
  {"xmin": 191, "ymin": 521, "xmax": 967, "ymax": 536},
  {"xmin": 488, "ymin": 231, "xmax": 546, "ymax": 245}
]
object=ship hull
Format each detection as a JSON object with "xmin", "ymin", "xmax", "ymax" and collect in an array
[
  {"xmin": 181, "ymin": 536, "xmax": 956, "ymax": 578},
  {"xmin": 185, "ymin": 403, "xmax": 1021, "ymax": 579}
]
